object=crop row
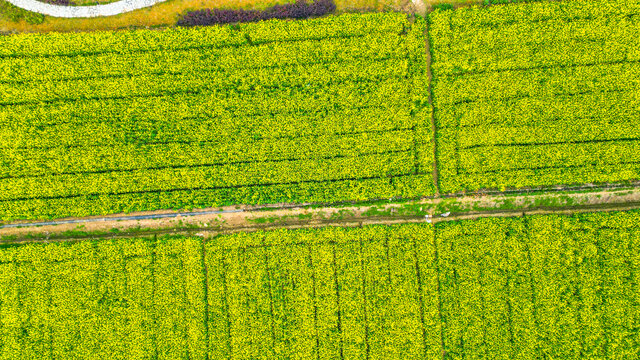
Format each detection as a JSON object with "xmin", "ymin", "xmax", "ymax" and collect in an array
[
  {"xmin": 2, "ymin": 210, "xmax": 639, "ymax": 359},
  {"xmin": 0, "ymin": 32, "xmax": 407, "ymax": 83},
  {"xmin": 431, "ymin": 13, "xmax": 640, "ymax": 75},
  {"xmin": 457, "ymin": 140, "xmax": 640, "ymax": 174},
  {"xmin": 437, "ymin": 128, "xmax": 640, "ymax": 193},
  {"xmin": 455, "ymin": 119, "xmax": 640, "ymax": 148},
  {"xmin": 438, "ymin": 159, "xmax": 640, "ymax": 193},
  {"xmin": 0, "ymin": 130, "xmax": 414, "ymax": 179},
  {"xmin": 3, "ymin": 107, "xmax": 415, "ymax": 151},
  {"xmin": 1, "ymin": 58, "xmax": 408, "ymax": 106},
  {"xmin": 436, "ymin": 90, "xmax": 640, "ymax": 129},
  {"xmin": 432, "ymin": 61, "xmax": 640, "ymax": 106},
  {"xmin": 0, "ymin": 151, "xmax": 414, "ymax": 202},
  {"xmin": 1, "ymin": 105, "xmax": 414, "ymax": 148},
  {"xmin": 435, "ymin": 0, "xmax": 640, "ymax": 30},
  {"xmin": 0, "ymin": 84, "xmax": 409, "ymax": 129},
  {"xmin": 0, "ymin": 12, "xmax": 408, "ymax": 58}
]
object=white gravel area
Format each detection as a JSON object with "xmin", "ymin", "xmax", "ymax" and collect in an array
[{"xmin": 4, "ymin": 0, "xmax": 167, "ymax": 18}]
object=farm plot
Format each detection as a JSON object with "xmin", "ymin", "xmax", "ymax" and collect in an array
[
  {"xmin": 207, "ymin": 211, "xmax": 640, "ymax": 359},
  {"xmin": 204, "ymin": 224, "xmax": 441, "ymax": 360},
  {"xmin": 1, "ymin": 210, "xmax": 639, "ymax": 358},
  {"xmin": 0, "ymin": 12, "xmax": 433, "ymax": 221},
  {"xmin": 0, "ymin": 236, "xmax": 206, "ymax": 360},
  {"xmin": 436, "ymin": 211, "xmax": 640, "ymax": 359},
  {"xmin": 429, "ymin": 0, "xmax": 640, "ymax": 193}
]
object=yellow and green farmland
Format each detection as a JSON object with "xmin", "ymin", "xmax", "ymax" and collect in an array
[{"xmin": 2, "ymin": 209, "xmax": 639, "ymax": 358}]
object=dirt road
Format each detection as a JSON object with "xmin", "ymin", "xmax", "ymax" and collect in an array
[{"xmin": 3, "ymin": 187, "xmax": 640, "ymax": 243}]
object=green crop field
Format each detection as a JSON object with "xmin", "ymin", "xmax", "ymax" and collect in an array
[
  {"xmin": 0, "ymin": 12, "xmax": 433, "ymax": 221},
  {"xmin": 436, "ymin": 212, "xmax": 640, "ymax": 359},
  {"xmin": 204, "ymin": 225, "xmax": 440, "ymax": 359},
  {"xmin": 0, "ymin": 236, "xmax": 207, "ymax": 359},
  {"xmin": 430, "ymin": 0, "xmax": 640, "ymax": 193},
  {"xmin": 5, "ymin": 0, "xmax": 640, "ymax": 221},
  {"xmin": 2, "ymin": 210, "xmax": 640, "ymax": 358},
  {"xmin": 3, "ymin": 0, "xmax": 640, "ymax": 358}
]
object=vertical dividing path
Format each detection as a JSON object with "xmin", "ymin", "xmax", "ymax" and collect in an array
[
  {"xmin": 200, "ymin": 238, "xmax": 211, "ymax": 360},
  {"xmin": 330, "ymin": 244, "xmax": 346, "ymax": 360},
  {"xmin": 429, "ymin": 228, "xmax": 447, "ymax": 359},
  {"xmin": 424, "ymin": 15, "xmax": 441, "ymax": 196},
  {"xmin": 307, "ymin": 244, "xmax": 322, "ymax": 360}
]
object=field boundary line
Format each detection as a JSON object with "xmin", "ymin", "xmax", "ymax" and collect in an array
[
  {"xmin": 201, "ymin": 237, "xmax": 211, "ymax": 360},
  {"xmin": 0, "ymin": 71, "xmax": 405, "ymax": 108},
  {"xmin": 3, "ymin": 126, "xmax": 412, "ymax": 152},
  {"xmin": 308, "ymin": 244, "xmax": 322, "ymax": 360},
  {"xmin": 437, "ymin": 58, "xmax": 640, "ymax": 79},
  {"xmin": 447, "ymin": 112, "xmax": 640, "ymax": 130},
  {"xmin": 358, "ymin": 238, "xmax": 371, "ymax": 360},
  {"xmin": 411, "ymin": 236, "xmax": 432, "ymax": 358},
  {"xmin": 429, "ymin": 232, "xmax": 446, "ymax": 359},
  {"xmin": 331, "ymin": 245, "xmax": 346, "ymax": 360},
  {"xmin": 262, "ymin": 237, "xmax": 278, "ymax": 352},
  {"xmin": 459, "ymin": 136, "xmax": 640, "ymax": 150},
  {"xmin": 150, "ymin": 236, "xmax": 160, "ymax": 360},
  {"xmin": 1, "ymin": 147, "xmax": 412, "ymax": 182},
  {"xmin": 456, "ymin": 160, "xmax": 640, "ymax": 177},
  {"xmin": 221, "ymin": 249, "xmax": 233, "ymax": 357},
  {"xmin": 445, "ymin": 87, "xmax": 629, "ymax": 107},
  {"xmin": 0, "ymin": 33, "xmax": 395, "ymax": 61},
  {"xmin": 0, "ymin": 170, "xmax": 418, "ymax": 205},
  {"xmin": 424, "ymin": 15, "xmax": 440, "ymax": 196},
  {"xmin": 1, "ymin": 54, "xmax": 407, "ymax": 86}
]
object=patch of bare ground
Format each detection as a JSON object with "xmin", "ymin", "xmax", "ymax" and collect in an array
[
  {"xmin": 441, "ymin": 201, "xmax": 640, "ymax": 225},
  {"xmin": 410, "ymin": 0, "xmax": 426, "ymax": 14}
]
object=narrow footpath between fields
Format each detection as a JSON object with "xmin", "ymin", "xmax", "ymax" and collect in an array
[{"xmin": 3, "ymin": 185, "xmax": 640, "ymax": 243}]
